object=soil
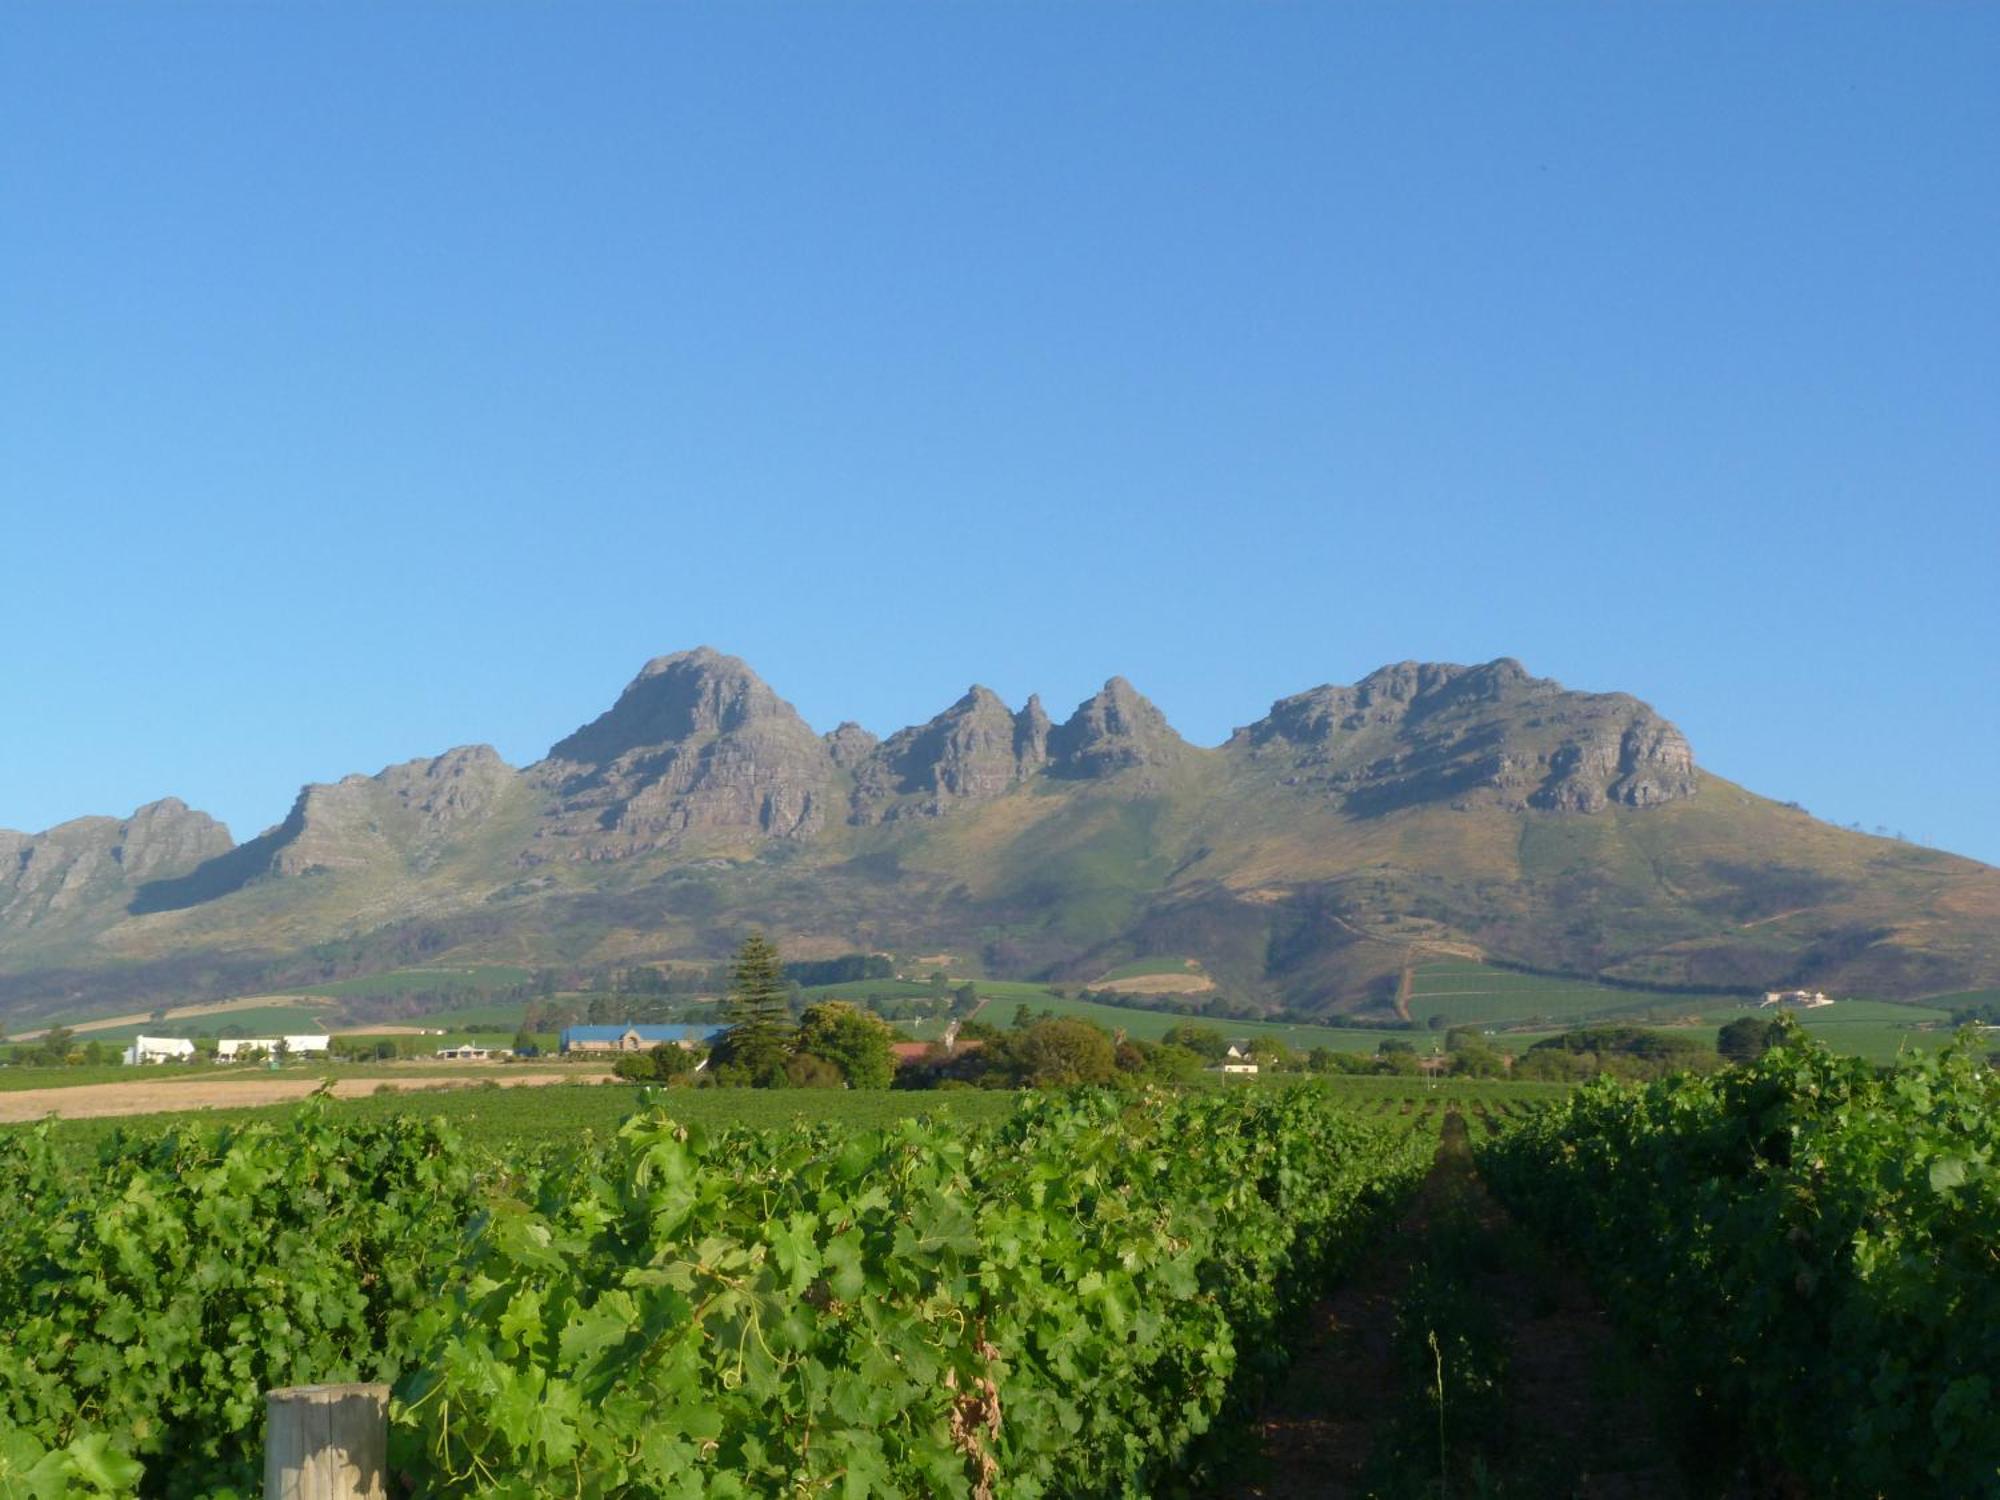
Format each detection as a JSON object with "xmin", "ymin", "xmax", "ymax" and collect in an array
[
  {"xmin": 1231, "ymin": 1115, "xmax": 1686, "ymax": 1498},
  {"xmin": 1091, "ymin": 974, "xmax": 1216, "ymax": 995},
  {"xmin": 0, "ymin": 1070, "xmax": 610, "ymax": 1124}
]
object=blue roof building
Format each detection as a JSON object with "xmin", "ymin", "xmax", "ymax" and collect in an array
[{"xmin": 559, "ymin": 1023, "xmax": 726, "ymax": 1055}]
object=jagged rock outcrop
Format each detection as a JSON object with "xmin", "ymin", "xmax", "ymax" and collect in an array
[
  {"xmin": 822, "ymin": 722, "xmax": 879, "ymax": 770},
  {"xmin": 1232, "ymin": 658, "xmax": 1698, "ymax": 814},
  {"xmin": 850, "ymin": 687, "xmax": 1049, "ymax": 822},
  {"xmin": 1014, "ymin": 695, "xmax": 1051, "ymax": 772},
  {"xmin": 1531, "ymin": 716, "xmax": 1697, "ymax": 812},
  {"xmin": 1046, "ymin": 678, "xmax": 1187, "ymax": 778},
  {"xmin": 530, "ymin": 648, "xmax": 833, "ymax": 853},
  {"xmin": 0, "ymin": 798, "xmax": 234, "ymax": 926},
  {"xmin": 264, "ymin": 745, "xmax": 522, "ymax": 876}
]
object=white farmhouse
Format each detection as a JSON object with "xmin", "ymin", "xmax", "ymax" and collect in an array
[
  {"xmin": 124, "ymin": 1035, "xmax": 197, "ymax": 1065},
  {"xmin": 1760, "ymin": 990, "xmax": 1834, "ymax": 1010},
  {"xmin": 1220, "ymin": 1041, "xmax": 1260, "ymax": 1076},
  {"xmin": 283, "ymin": 1034, "xmax": 331, "ymax": 1057}
]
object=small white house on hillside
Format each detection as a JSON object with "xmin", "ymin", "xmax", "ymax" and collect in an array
[
  {"xmin": 1220, "ymin": 1041, "xmax": 1259, "ymax": 1076},
  {"xmin": 124, "ymin": 1036, "xmax": 197, "ymax": 1065}
]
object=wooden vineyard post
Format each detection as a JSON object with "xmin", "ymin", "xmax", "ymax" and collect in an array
[{"xmin": 264, "ymin": 1383, "xmax": 390, "ymax": 1500}]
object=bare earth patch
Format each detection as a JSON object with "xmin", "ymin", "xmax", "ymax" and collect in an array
[
  {"xmin": 0, "ymin": 1070, "xmax": 610, "ymax": 1124},
  {"xmin": 1092, "ymin": 973, "xmax": 1216, "ymax": 995}
]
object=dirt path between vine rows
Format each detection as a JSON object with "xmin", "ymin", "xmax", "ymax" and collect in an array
[
  {"xmin": 1230, "ymin": 1115, "xmax": 1686, "ymax": 1498},
  {"xmin": 0, "ymin": 1070, "xmax": 611, "ymax": 1124}
]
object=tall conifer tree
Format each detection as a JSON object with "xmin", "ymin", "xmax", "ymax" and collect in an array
[{"xmin": 716, "ymin": 930, "xmax": 792, "ymax": 1084}]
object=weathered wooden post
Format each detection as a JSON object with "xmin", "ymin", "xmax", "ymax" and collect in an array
[{"xmin": 264, "ymin": 1383, "xmax": 389, "ymax": 1500}]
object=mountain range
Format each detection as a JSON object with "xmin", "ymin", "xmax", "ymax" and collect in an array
[{"xmin": 4, "ymin": 648, "xmax": 1995, "ymax": 1022}]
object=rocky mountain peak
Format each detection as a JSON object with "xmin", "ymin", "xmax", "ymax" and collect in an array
[
  {"xmin": 849, "ymin": 685, "xmax": 1045, "ymax": 822},
  {"xmin": 532, "ymin": 649, "xmax": 832, "ymax": 854},
  {"xmin": 822, "ymin": 722, "xmax": 879, "ymax": 770},
  {"xmin": 0, "ymin": 798, "xmax": 234, "ymax": 929},
  {"xmin": 1047, "ymin": 677, "xmax": 1186, "ymax": 777},
  {"xmin": 545, "ymin": 647, "xmax": 802, "ymax": 766},
  {"xmin": 1234, "ymin": 658, "xmax": 1698, "ymax": 815},
  {"xmin": 1014, "ymin": 694, "xmax": 1052, "ymax": 771}
]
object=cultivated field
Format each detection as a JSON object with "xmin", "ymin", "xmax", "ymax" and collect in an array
[{"xmin": 0, "ymin": 1067, "xmax": 609, "ymax": 1125}]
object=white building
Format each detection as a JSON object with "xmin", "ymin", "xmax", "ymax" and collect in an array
[
  {"xmin": 124, "ymin": 1035, "xmax": 197, "ymax": 1065},
  {"xmin": 215, "ymin": 1038, "xmax": 281, "ymax": 1061},
  {"xmin": 1761, "ymin": 990, "xmax": 1834, "ymax": 1010},
  {"xmin": 283, "ymin": 1034, "xmax": 331, "ymax": 1057},
  {"xmin": 1220, "ymin": 1041, "xmax": 1260, "ymax": 1076}
]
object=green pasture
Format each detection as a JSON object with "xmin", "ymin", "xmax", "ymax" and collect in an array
[
  {"xmin": 1919, "ymin": 988, "xmax": 2000, "ymax": 1011},
  {"xmin": 1404, "ymin": 960, "xmax": 1703, "ymax": 1027},
  {"xmin": 297, "ymin": 965, "xmax": 534, "ymax": 999},
  {"xmin": 56, "ymin": 1005, "xmax": 334, "ymax": 1042},
  {"xmin": 999, "ymin": 991, "xmax": 1417, "ymax": 1053},
  {"xmin": 15, "ymin": 1082, "xmax": 1029, "ymax": 1156}
]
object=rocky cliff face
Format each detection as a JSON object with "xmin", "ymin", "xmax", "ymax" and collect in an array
[
  {"xmin": 0, "ymin": 798, "xmax": 234, "ymax": 926},
  {"xmin": 1047, "ymin": 678, "xmax": 1188, "ymax": 778},
  {"xmin": 850, "ymin": 687, "xmax": 1049, "ymax": 822},
  {"xmin": 529, "ymin": 648, "xmax": 834, "ymax": 855},
  {"xmin": 1232, "ymin": 658, "xmax": 1698, "ymax": 814},
  {"xmin": 263, "ymin": 745, "xmax": 522, "ymax": 876}
]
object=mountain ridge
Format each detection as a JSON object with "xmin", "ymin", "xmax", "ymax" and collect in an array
[{"xmin": 3, "ymin": 649, "xmax": 1994, "ymax": 1021}]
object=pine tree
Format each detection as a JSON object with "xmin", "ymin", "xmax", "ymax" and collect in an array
[{"xmin": 715, "ymin": 931, "xmax": 793, "ymax": 1085}]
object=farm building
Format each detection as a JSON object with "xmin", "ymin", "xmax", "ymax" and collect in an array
[
  {"xmin": 215, "ymin": 1035, "xmax": 330, "ymax": 1060},
  {"xmin": 559, "ymin": 1023, "xmax": 726, "ymax": 1056},
  {"xmin": 435, "ymin": 1044, "xmax": 508, "ymax": 1061},
  {"xmin": 1220, "ymin": 1042, "xmax": 1259, "ymax": 1076},
  {"xmin": 1761, "ymin": 990, "xmax": 1834, "ymax": 1009},
  {"xmin": 215, "ymin": 1038, "xmax": 280, "ymax": 1061},
  {"xmin": 123, "ymin": 1035, "xmax": 197, "ymax": 1065}
]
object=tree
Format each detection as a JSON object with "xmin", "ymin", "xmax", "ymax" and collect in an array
[
  {"xmin": 1008, "ymin": 1019, "xmax": 1116, "ymax": 1087},
  {"xmin": 784, "ymin": 1053, "xmax": 845, "ymax": 1088},
  {"xmin": 1718, "ymin": 1016, "xmax": 1789, "ymax": 1066},
  {"xmin": 1144, "ymin": 1042, "xmax": 1206, "ymax": 1084},
  {"xmin": 951, "ymin": 983, "xmax": 980, "ymax": 1017},
  {"xmin": 794, "ymin": 1001, "xmax": 895, "ymax": 1089},
  {"xmin": 653, "ymin": 1041, "xmax": 698, "ymax": 1078},
  {"xmin": 1448, "ymin": 1044, "xmax": 1505, "ymax": 1078},
  {"xmin": 1160, "ymin": 1024, "xmax": 1228, "ymax": 1060},
  {"xmin": 711, "ymin": 932, "xmax": 794, "ymax": 1086}
]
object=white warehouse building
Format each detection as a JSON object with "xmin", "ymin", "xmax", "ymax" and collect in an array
[
  {"xmin": 124, "ymin": 1036, "xmax": 198, "ymax": 1065},
  {"xmin": 214, "ymin": 1035, "xmax": 331, "ymax": 1061}
]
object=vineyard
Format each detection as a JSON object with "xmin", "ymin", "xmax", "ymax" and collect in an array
[
  {"xmin": 2, "ymin": 1050, "xmax": 1995, "ymax": 1496},
  {"xmin": 0, "ymin": 1084, "xmax": 1433, "ymax": 1496},
  {"xmin": 1481, "ymin": 1034, "xmax": 2000, "ymax": 1494}
]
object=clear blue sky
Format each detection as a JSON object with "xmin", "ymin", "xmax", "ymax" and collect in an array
[{"xmin": 3, "ymin": 5, "xmax": 1995, "ymax": 862}]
